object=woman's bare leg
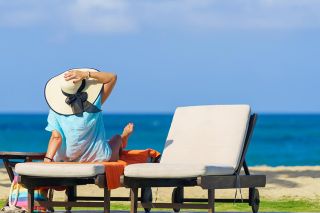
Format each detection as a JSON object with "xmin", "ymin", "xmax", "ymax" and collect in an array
[
  {"xmin": 108, "ymin": 123, "xmax": 134, "ymax": 162},
  {"xmin": 121, "ymin": 123, "xmax": 134, "ymax": 149},
  {"xmin": 108, "ymin": 135, "xmax": 122, "ymax": 162}
]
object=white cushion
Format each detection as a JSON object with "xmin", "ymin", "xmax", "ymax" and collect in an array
[
  {"xmin": 161, "ymin": 105, "xmax": 250, "ymax": 172},
  {"xmin": 124, "ymin": 105, "xmax": 250, "ymax": 179},
  {"xmin": 15, "ymin": 163, "xmax": 105, "ymax": 178},
  {"xmin": 124, "ymin": 163, "xmax": 234, "ymax": 178}
]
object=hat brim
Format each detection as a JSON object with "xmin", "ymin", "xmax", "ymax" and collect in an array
[{"xmin": 44, "ymin": 68, "xmax": 103, "ymax": 115}]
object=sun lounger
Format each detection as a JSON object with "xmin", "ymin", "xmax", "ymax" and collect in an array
[
  {"xmin": 123, "ymin": 105, "xmax": 266, "ymax": 213},
  {"xmin": 15, "ymin": 149, "xmax": 160, "ymax": 213}
]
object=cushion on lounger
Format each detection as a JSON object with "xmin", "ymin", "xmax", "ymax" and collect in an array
[
  {"xmin": 124, "ymin": 163, "xmax": 234, "ymax": 178},
  {"xmin": 15, "ymin": 162, "xmax": 105, "ymax": 178},
  {"xmin": 124, "ymin": 105, "xmax": 250, "ymax": 178},
  {"xmin": 161, "ymin": 105, "xmax": 250, "ymax": 170},
  {"xmin": 14, "ymin": 149, "xmax": 161, "ymax": 189}
]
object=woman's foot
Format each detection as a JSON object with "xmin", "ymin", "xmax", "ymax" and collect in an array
[{"xmin": 121, "ymin": 123, "xmax": 134, "ymax": 149}]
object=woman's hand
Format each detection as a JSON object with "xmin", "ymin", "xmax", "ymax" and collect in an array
[{"xmin": 64, "ymin": 70, "xmax": 88, "ymax": 83}]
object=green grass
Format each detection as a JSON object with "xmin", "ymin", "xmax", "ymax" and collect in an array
[
  {"xmin": 0, "ymin": 199, "xmax": 5, "ymax": 208},
  {"xmin": 1, "ymin": 199, "xmax": 319, "ymax": 212},
  {"xmin": 214, "ymin": 199, "xmax": 320, "ymax": 212}
]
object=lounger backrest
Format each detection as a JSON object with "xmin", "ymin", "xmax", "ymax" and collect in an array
[{"xmin": 161, "ymin": 105, "xmax": 251, "ymax": 171}]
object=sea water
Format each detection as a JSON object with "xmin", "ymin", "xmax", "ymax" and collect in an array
[{"xmin": 0, "ymin": 113, "xmax": 319, "ymax": 166}]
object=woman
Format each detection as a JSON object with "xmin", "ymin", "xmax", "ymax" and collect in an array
[{"xmin": 44, "ymin": 68, "xmax": 133, "ymax": 163}]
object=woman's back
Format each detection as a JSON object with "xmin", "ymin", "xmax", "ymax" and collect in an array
[{"xmin": 46, "ymin": 94, "xmax": 112, "ymax": 162}]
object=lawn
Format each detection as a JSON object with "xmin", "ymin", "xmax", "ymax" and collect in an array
[{"xmin": 1, "ymin": 199, "xmax": 319, "ymax": 212}]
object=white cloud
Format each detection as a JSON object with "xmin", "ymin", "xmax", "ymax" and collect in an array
[
  {"xmin": 0, "ymin": 0, "xmax": 320, "ymax": 33},
  {"xmin": 139, "ymin": 0, "xmax": 320, "ymax": 30},
  {"xmin": 66, "ymin": 0, "xmax": 137, "ymax": 33},
  {"xmin": 0, "ymin": 0, "xmax": 136, "ymax": 33},
  {"xmin": 0, "ymin": 0, "xmax": 47, "ymax": 27}
]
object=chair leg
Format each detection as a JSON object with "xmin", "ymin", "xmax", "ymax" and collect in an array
[
  {"xmin": 208, "ymin": 189, "xmax": 215, "ymax": 213},
  {"xmin": 130, "ymin": 188, "xmax": 138, "ymax": 213},
  {"xmin": 47, "ymin": 188, "xmax": 55, "ymax": 212},
  {"xmin": 104, "ymin": 188, "xmax": 111, "ymax": 213},
  {"xmin": 65, "ymin": 186, "xmax": 77, "ymax": 212},
  {"xmin": 28, "ymin": 188, "xmax": 34, "ymax": 213}
]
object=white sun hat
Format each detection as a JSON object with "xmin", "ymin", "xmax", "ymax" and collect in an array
[{"xmin": 45, "ymin": 68, "xmax": 103, "ymax": 115}]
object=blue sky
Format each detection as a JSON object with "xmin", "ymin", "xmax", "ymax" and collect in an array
[{"xmin": 0, "ymin": 0, "xmax": 320, "ymax": 113}]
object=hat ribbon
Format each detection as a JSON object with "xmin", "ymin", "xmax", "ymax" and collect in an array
[{"xmin": 61, "ymin": 79, "xmax": 101, "ymax": 115}]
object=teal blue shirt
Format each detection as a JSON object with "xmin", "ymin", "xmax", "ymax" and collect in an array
[{"xmin": 45, "ymin": 94, "xmax": 112, "ymax": 162}]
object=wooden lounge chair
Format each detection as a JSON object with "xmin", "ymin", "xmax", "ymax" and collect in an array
[
  {"xmin": 123, "ymin": 105, "xmax": 266, "ymax": 213},
  {"xmin": 15, "ymin": 150, "xmax": 160, "ymax": 213}
]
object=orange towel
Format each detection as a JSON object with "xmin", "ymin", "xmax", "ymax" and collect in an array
[{"xmin": 103, "ymin": 149, "xmax": 161, "ymax": 189}]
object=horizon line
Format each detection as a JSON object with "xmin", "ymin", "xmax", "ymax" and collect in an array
[{"xmin": 1, "ymin": 111, "xmax": 320, "ymax": 115}]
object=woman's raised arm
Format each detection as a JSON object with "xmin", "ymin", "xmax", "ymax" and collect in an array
[
  {"xmin": 91, "ymin": 72, "xmax": 117, "ymax": 104},
  {"xmin": 64, "ymin": 70, "xmax": 117, "ymax": 104}
]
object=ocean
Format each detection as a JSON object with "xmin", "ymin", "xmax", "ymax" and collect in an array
[{"xmin": 0, "ymin": 113, "xmax": 319, "ymax": 166}]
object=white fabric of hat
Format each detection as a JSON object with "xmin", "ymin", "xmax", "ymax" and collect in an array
[
  {"xmin": 60, "ymin": 77, "xmax": 82, "ymax": 95},
  {"xmin": 44, "ymin": 68, "xmax": 103, "ymax": 115}
]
